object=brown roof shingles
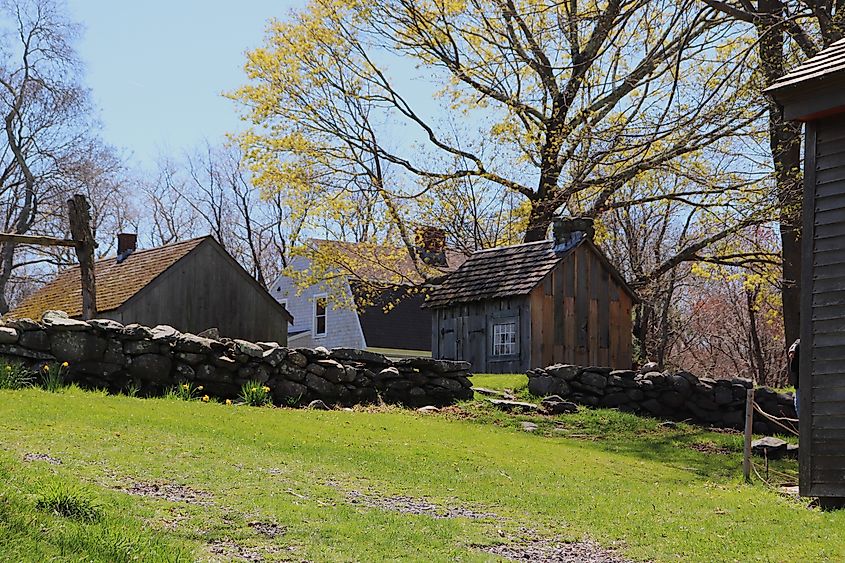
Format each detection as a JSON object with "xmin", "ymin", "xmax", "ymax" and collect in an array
[{"xmin": 9, "ymin": 237, "xmax": 208, "ymax": 320}]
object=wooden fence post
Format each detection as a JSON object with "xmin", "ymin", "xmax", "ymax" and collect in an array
[
  {"xmin": 67, "ymin": 194, "xmax": 96, "ymax": 320},
  {"xmin": 743, "ymin": 388, "xmax": 754, "ymax": 483}
]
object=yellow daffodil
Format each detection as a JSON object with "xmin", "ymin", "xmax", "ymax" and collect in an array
[
  {"xmin": 201, "ymin": 395, "xmax": 209, "ymax": 403},
  {"xmin": 225, "ymin": 399, "xmax": 232, "ymax": 406},
  {"xmin": 197, "ymin": 386, "xmax": 204, "ymax": 391},
  {"xmin": 61, "ymin": 361, "xmax": 69, "ymax": 368},
  {"xmin": 5, "ymin": 365, "xmax": 11, "ymax": 372},
  {"xmin": 182, "ymin": 383, "xmax": 189, "ymax": 390},
  {"xmin": 262, "ymin": 386, "xmax": 271, "ymax": 393},
  {"xmin": 42, "ymin": 365, "xmax": 49, "ymax": 372}
]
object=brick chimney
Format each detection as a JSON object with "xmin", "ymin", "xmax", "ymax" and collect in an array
[
  {"xmin": 415, "ymin": 226, "xmax": 447, "ymax": 266},
  {"xmin": 552, "ymin": 217, "xmax": 594, "ymax": 254},
  {"xmin": 117, "ymin": 233, "xmax": 137, "ymax": 263}
]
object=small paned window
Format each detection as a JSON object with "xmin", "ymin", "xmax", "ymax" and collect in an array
[
  {"xmin": 314, "ymin": 295, "xmax": 327, "ymax": 337},
  {"xmin": 492, "ymin": 322, "xmax": 517, "ymax": 356}
]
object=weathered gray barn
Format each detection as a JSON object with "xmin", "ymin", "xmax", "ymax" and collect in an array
[
  {"xmin": 425, "ymin": 218, "xmax": 638, "ymax": 373},
  {"xmin": 767, "ymin": 37, "xmax": 845, "ymax": 504},
  {"xmin": 10, "ymin": 235, "xmax": 292, "ymax": 344}
]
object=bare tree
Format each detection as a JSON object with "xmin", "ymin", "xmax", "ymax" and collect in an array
[
  {"xmin": 143, "ymin": 143, "xmax": 301, "ymax": 289},
  {"xmin": 0, "ymin": 0, "xmax": 105, "ymax": 312}
]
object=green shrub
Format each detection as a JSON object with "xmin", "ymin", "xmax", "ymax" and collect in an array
[
  {"xmin": 40, "ymin": 362, "xmax": 68, "ymax": 393},
  {"xmin": 0, "ymin": 360, "xmax": 34, "ymax": 390},
  {"xmin": 35, "ymin": 483, "xmax": 101, "ymax": 523},
  {"xmin": 165, "ymin": 381, "xmax": 204, "ymax": 401},
  {"xmin": 239, "ymin": 380, "xmax": 272, "ymax": 407}
]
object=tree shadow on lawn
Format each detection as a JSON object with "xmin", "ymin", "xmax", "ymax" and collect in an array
[{"xmin": 455, "ymin": 402, "xmax": 798, "ymax": 485}]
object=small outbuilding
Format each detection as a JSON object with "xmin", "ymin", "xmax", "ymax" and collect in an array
[
  {"xmin": 9, "ymin": 235, "xmax": 293, "ymax": 344},
  {"xmin": 767, "ymin": 37, "xmax": 845, "ymax": 504},
  {"xmin": 424, "ymin": 218, "xmax": 638, "ymax": 373}
]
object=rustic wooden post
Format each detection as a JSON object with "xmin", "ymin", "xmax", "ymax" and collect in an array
[
  {"xmin": 743, "ymin": 388, "xmax": 754, "ymax": 483},
  {"xmin": 67, "ymin": 194, "xmax": 96, "ymax": 319}
]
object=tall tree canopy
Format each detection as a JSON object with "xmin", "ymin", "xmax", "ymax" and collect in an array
[{"xmin": 232, "ymin": 0, "xmax": 767, "ymax": 266}]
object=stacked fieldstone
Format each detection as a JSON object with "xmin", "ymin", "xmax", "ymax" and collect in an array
[
  {"xmin": 0, "ymin": 311, "xmax": 473, "ymax": 408},
  {"xmin": 527, "ymin": 364, "xmax": 795, "ymax": 435}
]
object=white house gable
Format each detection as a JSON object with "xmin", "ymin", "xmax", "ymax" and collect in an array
[{"xmin": 269, "ymin": 256, "xmax": 365, "ymax": 349}]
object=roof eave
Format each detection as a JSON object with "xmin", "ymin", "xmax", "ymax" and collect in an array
[{"xmin": 768, "ymin": 76, "xmax": 845, "ymax": 121}]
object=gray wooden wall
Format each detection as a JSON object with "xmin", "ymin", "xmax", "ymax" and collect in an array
[
  {"xmin": 432, "ymin": 296, "xmax": 532, "ymax": 373},
  {"xmin": 801, "ymin": 113, "xmax": 845, "ymax": 498},
  {"xmin": 104, "ymin": 240, "xmax": 288, "ymax": 344},
  {"xmin": 431, "ymin": 244, "xmax": 634, "ymax": 374}
]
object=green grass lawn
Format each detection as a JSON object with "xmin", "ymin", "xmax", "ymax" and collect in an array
[{"xmin": 0, "ymin": 383, "xmax": 840, "ymax": 562}]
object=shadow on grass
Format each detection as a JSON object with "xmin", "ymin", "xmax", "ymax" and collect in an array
[{"xmin": 455, "ymin": 400, "xmax": 799, "ymax": 485}]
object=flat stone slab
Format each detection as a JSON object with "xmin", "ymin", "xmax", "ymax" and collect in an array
[
  {"xmin": 752, "ymin": 437, "xmax": 788, "ymax": 459},
  {"xmin": 488, "ymin": 399, "xmax": 538, "ymax": 412},
  {"xmin": 472, "ymin": 387, "xmax": 507, "ymax": 397}
]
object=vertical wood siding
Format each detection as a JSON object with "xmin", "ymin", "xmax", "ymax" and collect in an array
[
  {"xmin": 432, "ymin": 244, "xmax": 633, "ymax": 373},
  {"xmin": 114, "ymin": 241, "xmax": 288, "ymax": 344},
  {"xmin": 803, "ymin": 114, "xmax": 845, "ymax": 497}
]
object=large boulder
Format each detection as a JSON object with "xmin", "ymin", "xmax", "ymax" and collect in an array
[
  {"xmin": 579, "ymin": 370, "xmax": 608, "ymax": 389},
  {"xmin": 528, "ymin": 375, "xmax": 569, "ymax": 397},
  {"xmin": 331, "ymin": 348, "xmax": 389, "ymax": 365},
  {"xmin": 0, "ymin": 327, "xmax": 19, "ymax": 344},
  {"xmin": 42, "ymin": 312, "xmax": 90, "ymax": 332},
  {"xmin": 121, "ymin": 324, "xmax": 154, "ymax": 340},
  {"xmin": 232, "ymin": 339, "xmax": 264, "ymax": 358},
  {"xmin": 304, "ymin": 373, "xmax": 337, "ymax": 398},
  {"xmin": 540, "ymin": 395, "xmax": 578, "ymax": 415},
  {"xmin": 128, "ymin": 353, "xmax": 172, "ymax": 383},
  {"xmin": 87, "ymin": 318, "xmax": 124, "ymax": 333},
  {"xmin": 50, "ymin": 331, "xmax": 107, "ymax": 363},
  {"xmin": 174, "ymin": 333, "xmax": 217, "ymax": 354},
  {"xmin": 272, "ymin": 380, "xmax": 308, "ymax": 404},
  {"xmin": 18, "ymin": 330, "xmax": 49, "ymax": 351}
]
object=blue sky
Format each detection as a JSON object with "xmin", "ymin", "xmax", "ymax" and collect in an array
[{"xmin": 66, "ymin": 0, "xmax": 303, "ymax": 168}]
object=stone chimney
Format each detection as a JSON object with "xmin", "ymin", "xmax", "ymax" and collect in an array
[
  {"xmin": 552, "ymin": 217, "xmax": 594, "ymax": 254},
  {"xmin": 415, "ymin": 226, "xmax": 447, "ymax": 266},
  {"xmin": 117, "ymin": 233, "xmax": 137, "ymax": 263}
]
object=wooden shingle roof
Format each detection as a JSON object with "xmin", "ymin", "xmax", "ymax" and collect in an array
[
  {"xmin": 424, "ymin": 240, "xmax": 568, "ymax": 308},
  {"xmin": 424, "ymin": 238, "xmax": 638, "ymax": 308},
  {"xmin": 766, "ymin": 38, "xmax": 845, "ymax": 94},
  {"xmin": 766, "ymin": 38, "xmax": 845, "ymax": 120},
  {"xmin": 9, "ymin": 237, "xmax": 208, "ymax": 319}
]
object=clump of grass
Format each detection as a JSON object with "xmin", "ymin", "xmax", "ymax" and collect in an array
[
  {"xmin": 40, "ymin": 362, "xmax": 68, "ymax": 392},
  {"xmin": 165, "ymin": 381, "xmax": 203, "ymax": 401},
  {"xmin": 35, "ymin": 483, "xmax": 101, "ymax": 523},
  {"xmin": 239, "ymin": 380, "xmax": 272, "ymax": 407},
  {"xmin": 0, "ymin": 360, "xmax": 34, "ymax": 389}
]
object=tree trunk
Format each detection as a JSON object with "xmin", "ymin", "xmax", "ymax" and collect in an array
[
  {"xmin": 67, "ymin": 194, "xmax": 97, "ymax": 319},
  {"xmin": 757, "ymin": 0, "xmax": 803, "ymax": 349},
  {"xmin": 746, "ymin": 287, "xmax": 767, "ymax": 385}
]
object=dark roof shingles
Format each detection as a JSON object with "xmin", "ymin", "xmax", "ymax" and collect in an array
[
  {"xmin": 424, "ymin": 240, "xmax": 566, "ymax": 308},
  {"xmin": 766, "ymin": 38, "xmax": 845, "ymax": 94}
]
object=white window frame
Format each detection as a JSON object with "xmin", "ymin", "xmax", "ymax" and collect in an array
[
  {"xmin": 279, "ymin": 298, "xmax": 288, "ymax": 310},
  {"xmin": 491, "ymin": 321, "xmax": 518, "ymax": 357},
  {"xmin": 313, "ymin": 293, "xmax": 328, "ymax": 338}
]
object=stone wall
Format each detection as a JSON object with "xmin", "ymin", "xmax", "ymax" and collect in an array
[
  {"xmin": 0, "ymin": 312, "xmax": 473, "ymax": 407},
  {"xmin": 528, "ymin": 364, "xmax": 796, "ymax": 435}
]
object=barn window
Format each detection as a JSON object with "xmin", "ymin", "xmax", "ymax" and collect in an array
[
  {"xmin": 314, "ymin": 294, "xmax": 327, "ymax": 337},
  {"xmin": 492, "ymin": 322, "xmax": 517, "ymax": 356}
]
